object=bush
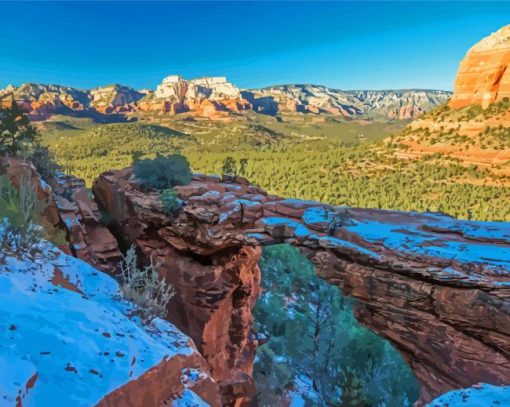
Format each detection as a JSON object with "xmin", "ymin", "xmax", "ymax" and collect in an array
[
  {"xmin": 133, "ymin": 154, "xmax": 192, "ymax": 190},
  {"xmin": 160, "ymin": 188, "xmax": 183, "ymax": 215},
  {"xmin": 327, "ymin": 209, "xmax": 354, "ymax": 236},
  {"xmin": 0, "ymin": 175, "xmax": 44, "ymax": 259},
  {"xmin": 221, "ymin": 156, "xmax": 249, "ymax": 180},
  {"xmin": 119, "ymin": 245, "xmax": 175, "ymax": 324}
]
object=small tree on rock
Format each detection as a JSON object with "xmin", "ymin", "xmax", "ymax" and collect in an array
[
  {"xmin": 327, "ymin": 209, "xmax": 353, "ymax": 236},
  {"xmin": 134, "ymin": 154, "xmax": 192, "ymax": 190},
  {"xmin": 221, "ymin": 156, "xmax": 249, "ymax": 181},
  {"xmin": 221, "ymin": 156, "xmax": 237, "ymax": 178}
]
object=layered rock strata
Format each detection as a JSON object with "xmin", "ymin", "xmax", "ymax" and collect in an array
[{"xmin": 450, "ymin": 25, "xmax": 510, "ymax": 109}]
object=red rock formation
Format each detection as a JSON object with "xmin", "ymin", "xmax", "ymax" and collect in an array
[
  {"xmin": 49, "ymin": 173, "xmax": 122, "ymax": 273},
  {"xmin": 388, "ymin": 104, "xmax": 424, "ymax": 119},
  {"xmin": 0, "ymin": 158, "xmax": 121, "ymax": 272},
  {"xmin": 91, "ymin": 169, "xmax": 510, "ymax": 405},
  {"xmin": 97, "ymin": 353, "xmax": 221, "ymax": 407},
  {"xmin": 93, "ymin": 170, "xmax": 262, "ymax": 405},
  {"xmin": 450, "ymin": 25, "xmax": 510, "ymax": 109},
  {"xmin": 0, "ymin": 157, "xmax": 61, "ymax": 230},
  {"xmin": 1, "ymin": 159, "xmax": 224, "ymax": 406}
]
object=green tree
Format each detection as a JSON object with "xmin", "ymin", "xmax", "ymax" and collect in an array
[
  {"xmin": 134, "ymin": 154, "xmax": 192, "ymax": 190},
  {"xmin": 221, "ymin": 156, "xmax": 237, "ymax": 177},
  {"xmin": 0, "ymin": 101, "xmax": 40, "ymax": 157},
  {"xmin": 160, "ymin": 188, "xmax": 183, "ymax": 215},
  {"xmin": 239, "ymin": 158, "xmax": 248, "ymax": 176}
]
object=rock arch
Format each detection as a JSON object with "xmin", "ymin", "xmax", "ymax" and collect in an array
[{"xmin": 54, "ymin": 167, "xmax": 510, "ymax": 406}]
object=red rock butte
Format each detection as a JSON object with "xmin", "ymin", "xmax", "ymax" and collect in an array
[{"xmin": 450, "ymin": 25, "xmax": 510, "ymax": 109}]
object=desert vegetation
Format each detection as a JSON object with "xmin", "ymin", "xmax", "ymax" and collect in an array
[
  {"xmin": 119, "ymin": 245, "xmax": 175, "ymax": 323},
  {"xmin": 254, "ymin": 244, "xmax": 419, "ymax": 405},
  {"xmin": 38, "ymin": 115, "xmax": 510, "ymax": 221}
]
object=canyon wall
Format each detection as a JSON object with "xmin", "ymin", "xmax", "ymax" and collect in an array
[{"xmin": 450, "ymin": 24, "xmax": 510, "ymax": 109}]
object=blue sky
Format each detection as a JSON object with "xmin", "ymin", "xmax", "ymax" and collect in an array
[{"xmin": 0, "ymin": 2, "xmax": 508, "ymax": 91}]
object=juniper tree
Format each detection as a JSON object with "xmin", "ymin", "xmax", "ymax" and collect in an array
[{"xmin": 0, "ymin": 101, "xmax": 40, "ymax": 157}]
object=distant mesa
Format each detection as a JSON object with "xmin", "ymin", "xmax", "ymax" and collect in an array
[
  {"xmin": 0, "ymin": 74, "xmax": 450, "ymax": 121},
  {"xmin": 450, "ymin": 24, "xmax": 510, "ymax": 109}
]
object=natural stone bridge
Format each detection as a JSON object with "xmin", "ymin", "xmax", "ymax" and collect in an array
[{"xmin": 48, "ymin": 167, "xmax": 510, "ymax": 405}]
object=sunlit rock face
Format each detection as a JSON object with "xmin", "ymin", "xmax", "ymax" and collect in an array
[
  {"xmin": 90, "ymin": 167, "xmax": 510, "ymax": 405},
  {"xmin": 92, "ymin": 169, "xmax": 261, "ymax": 405},
  {"xmin": 0, "ymin": 77, "xmax": 449, "ymax": 120},
  {"xmin": 450, "ymin": 25, "xmax": 510, "ymax": 109},
  {"xmin": 0, "ymin": 83, "xmax": 90, "ymax": 120},
  {"xmin": 89, "ymin": 84, "xmax": 144, "ymax": 113}
]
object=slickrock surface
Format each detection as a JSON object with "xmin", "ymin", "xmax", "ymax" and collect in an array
[
  {"xmin": 92, "ymin": 169, "xmax": 510, "ymax": 405},
  {"xmin": 0, "ymin": 242, "xmax": 221, "ymax": 407},
  {"xmin": 450, "ymin": 25, "xmax": 510, "ymax": 109}
]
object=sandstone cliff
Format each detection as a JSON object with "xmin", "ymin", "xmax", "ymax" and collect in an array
[
  {"xmin": 391, "ymin": 25, "xmax": 510, "ymax": 178},
  {"xmin": 450, "ymin": 25, "xmax": 510, "ymax": 109}
]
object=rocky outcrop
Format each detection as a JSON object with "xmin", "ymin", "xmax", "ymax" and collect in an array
[
  {"xmin": 450, "ymin": 25, "xmax": 510, "ymax": 109},
  {"xmin": 93, "ymin": 169, "xmax": 262, "ymax": 405},
  {"xmin": 49, "ymin": 172, "xmax": 122, "ymax": 273},
  {"xmin": 0, "ymin": 240, "xmax": 221, "ymax": 407},
  {"xmin": 1, "ymin": 157, "xmax": 53, "ymax": 217},
  {"xmin": 1, "ymin": 157, "xmax": 122, "ymax": 272},
  {"xmin": 1, "ymin": 159, "xmax": 225, "ymax": 406},
  {"xmin": 90, "ymin": 84, "xmax": 144, "ymax": 114},
  {"xmin": 0, "ymin": 83, "xmax": 90, "ymax": 120},
  {"xmin": 91, "ymin": 168, "xmax": 510, "ymax": 405},
  {"xmin": 0, "ymin": 77, "xmax": 450, "ymax": 121}
]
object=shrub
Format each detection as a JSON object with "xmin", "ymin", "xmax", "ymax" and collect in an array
[
  {"xmin": 0, "ymin": 175, "xmax": 44, "ymax": 259},
  {"xmin": 327, "ymin": 209, "xmax": 354, "ymax": 236},
  {"xmin": 160, "ymin": 188, "xmax": 183, "ymax": 216},
  {"xmin": 221, "ymin": 156, "xmax": 249, "ymax": 180},
  {"xmin": 119, "ymin": 245, "xmax": 175, "ymax": 324},
  {"xmin": 221, "ymin": 156, "xmax": 237, "ymax": 178},
  {"xmin": 133, "ymin": 154, "xmax": 192, "ymax": 190}
]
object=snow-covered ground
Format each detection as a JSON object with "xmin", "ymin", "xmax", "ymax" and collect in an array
[
  {"xmin": 427, "ymin": 383, "xmax": 510, "ymax": 406},
  {"xmin": 0, "ymin": 241, "xmax": 210, "ymax": 406}
]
